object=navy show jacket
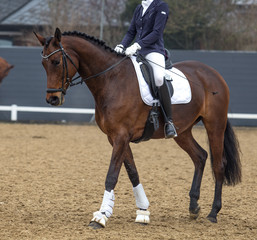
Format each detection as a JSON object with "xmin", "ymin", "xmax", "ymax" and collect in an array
[{"xmin": 121, "ymin": 0, "xmax": 169, "ymax": 56}]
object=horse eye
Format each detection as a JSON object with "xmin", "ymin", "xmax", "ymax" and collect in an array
[{"xmin": 52, "ymin": 59, "xmax": 60, "ymax": 66}]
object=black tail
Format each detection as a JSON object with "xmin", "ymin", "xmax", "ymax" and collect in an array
[
  {"xmin": 222, "ymin": 121, "xmax": 242, "ymax": 185},
  {"xmin": 210, "ymin": 120, "xmax": 242, "ymax": 185}
]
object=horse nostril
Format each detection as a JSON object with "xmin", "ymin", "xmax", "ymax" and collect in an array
[{"xmin": 47, "ymin": 96, "xmax": 60, "ymax": 106}]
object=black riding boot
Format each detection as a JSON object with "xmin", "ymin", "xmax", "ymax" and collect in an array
[{"xmin": 158, "ymin": 80, "xmax": 177, "ymax": 138}]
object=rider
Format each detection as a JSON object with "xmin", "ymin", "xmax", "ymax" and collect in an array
[{"xmin": 114, "ymin": 0, "xmax": 177, "ymax": 138}]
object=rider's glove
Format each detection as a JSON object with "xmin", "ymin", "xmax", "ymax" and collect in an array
[
  {"xmin": 125, "ymin": 43, "xmax": 141, "ymax": 56},
  {"xmin": 114, "ymin": 44, "xmax": 124, "ymax": 54}
]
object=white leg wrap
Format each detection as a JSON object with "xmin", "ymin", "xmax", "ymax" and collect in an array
[
  {"xmin": 135, "ymin": 210, "xmax": 150, "ymax": 224},
  {"xmin": 90, "ymin": 190, "xmax": 115, "ymax": 227},
  {"xmin": 133, "ymin": 184, "xmax": 149, "ymax": 210},
  {"xmin": 99, "ymin": 190, "xmax": 115, "ymax": 218}
]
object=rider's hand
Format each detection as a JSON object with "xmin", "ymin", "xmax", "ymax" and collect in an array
[
  {"xmin": 114, "ymin": 44, "xmax": 124, "ymax": 54},
  {"xmin": 125, "ymin": 43, "xmax": 141, "ymax": 56}
]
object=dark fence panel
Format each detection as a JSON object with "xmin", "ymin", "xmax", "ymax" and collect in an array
[
  {"xmin": 0, "ymin": 47, "xmax": 256, "ymax": 125},
  {"xmin": 171, "ymin": 50, "xmax": 257, "ymax": 126},
  {"xmin": 0, "ymin": 47, "xmax": 95, "ymax": 122}
]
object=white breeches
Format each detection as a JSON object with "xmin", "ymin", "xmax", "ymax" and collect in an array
[{"xmin": 145, "ymin": 52, "xmax": 165, "ymax": 87}]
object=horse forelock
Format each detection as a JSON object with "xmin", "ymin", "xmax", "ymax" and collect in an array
[{"xmin": 45, "ymin": 36, "xmax": 53, "ymax": 49}]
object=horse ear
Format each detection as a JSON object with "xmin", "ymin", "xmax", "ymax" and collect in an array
[
  {"xmin": 33, "ymin": 31, "xmax": 46, "ymax": 46},
  {"xmin": 54, "ymin": 28, "xmax": 62, "ymax": 44}
]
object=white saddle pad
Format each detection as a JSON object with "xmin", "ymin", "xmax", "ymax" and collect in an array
[{"xmin": 130, "ymin": 56, "xmax": 192, "ymax": 106}]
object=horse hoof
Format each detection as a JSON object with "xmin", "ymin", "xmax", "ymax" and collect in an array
[
  {"xmin": 135, "ymin": 222, "xmax": 148, "ymax": 226},
  {"xmin": 88, "ymin": 221, "xmax": 105, "ymax": 229},
  {"xmin": 135, "ymin": 210, "xmax": 150, "ymax": 224},
  {"xmin": 207, "ymin": 215, "xmax": 217, "ymax": 223},
  {"xmin": 189, "ymin": 206, "xmax": 201, "ymax": 219}
]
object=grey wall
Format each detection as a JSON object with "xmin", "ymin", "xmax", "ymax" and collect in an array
[
  {"xmin": 0, "ymin": 47, "xmax": 256, "ymax": 125},
  {"xmin": 171, "ymin": 50, "xmax": 257, "ymax": 126},
  {"xmin": 0, "ymin": 47, "xmax": 95, "ymax": 122}
]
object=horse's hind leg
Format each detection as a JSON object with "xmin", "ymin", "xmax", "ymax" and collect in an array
[
  {"xmin": 175, "ymin": 128, "xmax": 208, "ymax": 219},
  {"xmin": 204, "ymin": 122, "xmax": 226, "ymax": 223}
]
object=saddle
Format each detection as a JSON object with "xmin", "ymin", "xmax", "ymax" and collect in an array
[
  {"xmin": 136, "ymin": 49, "xmax": 173, "ymax": 100},
  {"xmin": 164, "ymin": 48, "xmax": 173, "ymax": 69},
  {"xmin": 133, "ymin": 49, "xmax": 174, "ymax": 143}
]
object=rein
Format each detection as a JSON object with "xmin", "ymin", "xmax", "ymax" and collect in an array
[
  {"xmin": 41, "ymin": 43, "xmax": 128, "ymax": 94},
  {"xmin": 70, "ymin": 55, "xmax": 127, "ymax": 86}
]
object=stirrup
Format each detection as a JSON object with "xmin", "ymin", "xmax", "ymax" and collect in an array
[{"xmin": 164, "ymin": 121, "xmax": 177, "ymax": 139}]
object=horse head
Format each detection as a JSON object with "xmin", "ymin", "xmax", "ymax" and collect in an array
[
  {"xmin": 34, "ymin": 28, "xmax": 79, "ymax": 106},
  {"xmin": 0, "ymin": 57, "xmax": 14, "ymax": 84}
]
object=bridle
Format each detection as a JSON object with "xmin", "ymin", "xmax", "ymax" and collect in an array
[
  {"xmin": 41, "ymin": 42, "xmax": 78, "ymax": 95},
  {"xmin": 41, "ymin": 42, "xmax": 127, "ymax": 95}
]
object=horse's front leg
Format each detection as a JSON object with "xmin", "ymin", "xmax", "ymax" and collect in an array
[
  {"xmin": 123, "ymin": 146, "xmax": 150, "ymax": 224},
  {"xmin": 89, "ymin": 134, "xmax": 130, "ymax": 229}
]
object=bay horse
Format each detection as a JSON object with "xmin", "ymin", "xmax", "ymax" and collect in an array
[
  {"xmin": 34, "ymin": 28, "xmax": 241, "ymax": 228},
  {"xmin": 0, "ymin": 56, "xmax": 14, "ymax": 84}
]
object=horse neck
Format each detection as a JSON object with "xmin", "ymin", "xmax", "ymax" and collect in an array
[{"xmin": 67, "ymin": 37, "xmax": 119, "ymax": 94}]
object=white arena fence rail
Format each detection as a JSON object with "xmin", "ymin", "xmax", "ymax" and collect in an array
[
  {"xmin": 0, "ymin": 105, "xmax": 95, "ymax": 121},
  {"xmin": 0, "ymin": 104, "xmax": 257, "ymax": 122}
]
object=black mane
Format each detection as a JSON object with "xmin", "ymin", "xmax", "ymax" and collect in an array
[{"xmin": 62, "ymin": 31, "xmax": 116, "ymax": 53}]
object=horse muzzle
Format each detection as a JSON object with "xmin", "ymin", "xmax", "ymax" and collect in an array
[{"xmin": 46, "ymin": 94, "xmax": 65, "ymax": 106}]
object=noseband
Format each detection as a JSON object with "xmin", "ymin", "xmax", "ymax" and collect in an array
[{"xmin": 41, "ymin": 43, "xmax": 128, "ymax": 95}]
